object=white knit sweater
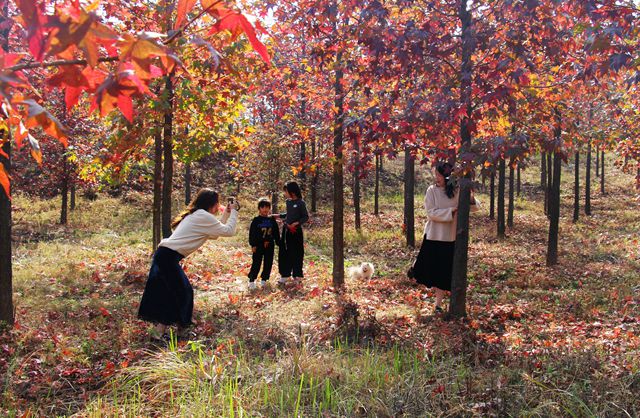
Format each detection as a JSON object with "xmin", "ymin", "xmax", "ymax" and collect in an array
[
  {"xmin": 159, "ymin": 208, "xmax": 238, "ymax": 256},
  {"xmin": 423, "ymin": 185, "xmax": 479, "ymax": 242}
]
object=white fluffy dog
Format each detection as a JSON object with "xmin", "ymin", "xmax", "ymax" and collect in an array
[{"xmin": 348, "ymin": 262, "xmax": 375, "ymax": 280}]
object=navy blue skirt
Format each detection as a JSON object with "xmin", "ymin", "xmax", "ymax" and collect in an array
[
  {"xmin": 412, "ymin": 236, "xmax": 455, "ymax": 291},
  {"xmin": 138, "ymin": 246, "xmax": 193, "ymax": 327}
]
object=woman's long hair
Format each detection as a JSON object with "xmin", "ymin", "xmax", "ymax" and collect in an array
[
  {"xmin": 284, "ymin": 181, "xmax": 302, "ymax": 199},
  {"xmin": 171, "ymin": 188, "xmax": 219, "ymax": 229},
  {"xmin": 436, "ymin": 162, "xmax": 455, "ymax": 199}
]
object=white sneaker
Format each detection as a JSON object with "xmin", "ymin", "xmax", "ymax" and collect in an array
[
  {"xmin": 248, "ymin": 281, "xmax": 257, "ymax": 291},
  {"xmin": 259, "ymin": 280, "xmax": 269, "ymax": 288},
  {"xmin": 277, "ymin": 277, "xmax": 288, "ymax": 285}
]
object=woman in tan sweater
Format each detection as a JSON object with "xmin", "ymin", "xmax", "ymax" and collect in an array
[{"xmin": 409, "ymin": 162, "xmax": 478, "ymax": 313}]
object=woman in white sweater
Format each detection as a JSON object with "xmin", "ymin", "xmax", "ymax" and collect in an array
[
  {"xmin": 138, "ymin": 188, "xmax": 239, "ymax": 340},
  {"xmin": 409, "ymin": 162, "xmax": 478, "ymax": 313}
]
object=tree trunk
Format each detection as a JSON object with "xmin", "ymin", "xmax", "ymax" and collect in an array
[
  {"xmin": 573, "ymin": 151, "xmax": 579, "ymax": 223},
  {"xmin": 489, "ymin": 169, "xmax": 495, "ymax": 220},
  {"xmin": 546, "ymin": 151, "xmax": 562, "ymax": 266},
  {"xmin": 374, "ymin": 154, "xmax": 380, "ymax": 216},
  {"xmin": 546, "ymin": 151, "xmax": 552, "ymax": 217},
  {"xmin": 184, "ymin": 162, "xmax": 191, "ymax": 206},
  {"xmin": 585, "ymin": 139, "xmax": 591, "ymax": 216},
  {"xmin": 595, "ymin": 145, "xmax": 600, "ymax": 177},
  {"xmin": 516, "ymin": 164, "xmax": 521, "ymax": 197},
  {"xmin": 600, "ymin": 150, "xmax": 605, "ymax": 195},
  {"xmin": 0, "ymin": 3, "xmax": 13, "ymax": 327},
  {"xmin": 299, "ymin": 100, "xmax": 307, "ymax": 190},
  {"xmin": 161, "ymin": 74, "xmax": 174, "ymax": 238},
  {"xmin": 60, "ymin": 156, "xmax": 69, "ymax": 225},
  {"xmin": 310, "ymin": 136, "xmax": 317, "ymax": 213},
  {"xmin": 449, "ymin": 0, "xmax": 474, "ymax": 318},
  {"xmin": 541, "ymin": 151, "xmax": 546, "ymax": 188},
  {"xmin": 70, "ymin": 182, "xmax": 76, "ymax": 211},
  {"xmin": 152, "ymin": 125, "xmax": 163, "ymax": 251},
  {"xmin": 497, "ymin": 157, "xmax": 506, "ymax": 238},
  {"xmin": 507, "ymin": 161, "xmax": 514, "ymax": 229},
  {"xmin": 403, "ymin": 146, "xmax": 415, "ymax": 247},
  {"xmin": 353, "ymin": 136, "xmax": 361, "ymax": 231},
  {"xmin": 547, "ymin": 112, "xmax": 563, "ymax": 267},
  {"xmin": 332, "ymin": 50, "xmax": 345, "ymax": 287}
]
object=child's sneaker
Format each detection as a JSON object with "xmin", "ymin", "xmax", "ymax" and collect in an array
[
  {"xmin": 248, "ymin": 281, "xmax": 257, "ymax": 291},
  {"xmin": 277, "ymin": 277, "xmax": 288, "ymax": 286},
  {"xmin": 259, "ymin": 280, "xmax": 269, "ymax": 289}
]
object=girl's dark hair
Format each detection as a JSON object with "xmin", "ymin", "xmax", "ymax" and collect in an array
[
  {"xmin": 172, "ymin": 188, "xmax": 219, "ymax": 228},
  {"xmin": 257, "ymin": 198, "xmax": 271, "ymax": 209},
  {"xmin": 284, "ymin": 181, "xmax": 302, "ymax": 199},
  {"xmin": 436, "ymin": 162, "xmax": 456, "ymax": 199}
]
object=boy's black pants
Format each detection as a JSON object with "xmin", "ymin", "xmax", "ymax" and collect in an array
[
  {"xmin": 278, "ymin": 227, "xmax": 304, "ymax": 278},
  {"xmin": 248, "ymin": 243, "xmax": 275, "ymax": 282}
]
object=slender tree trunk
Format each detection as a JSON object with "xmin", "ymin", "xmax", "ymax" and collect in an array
[
  {"xmin": 60, "ymin": 156, "xmax": 69, "ymax": 225},
  {"xmin": 449, "ymin": 0, "xmax": 474, "ymax": 318},
  {"xmin": 299, "ymin": 100, "xmax": 307, "ymax": 190},
  {"xmin": 310, "ymin": 136, "xmax": 317, "ymax": 213},
  {"xmin": 161, "ymin": 74, "xmax": 174, "ymax": 238},
  {"xmin": 489, "ymin": 169, "xmax": 495, "ymax": 220},
  {"xmin": 152, "ymin": 126, "xmax": 163, "ymax": 250},
  {"xmin": 497, "ymin": 158, "xmax": 506, "ymax": 238},
  {"xmin": 546, "ymin": 151, "xmax": 552, "ymax": 217},
  {"xmin": 184, "ymin": 162, "xmax": 191, "ymax": 206},
  {"xmin": 573, "ymin": 151, "xmax": 579, "ymax": 223},
  {"xmin": 0, "ymin": 3, "xmax": 14, "ymax": 326},
  {"xmin": 403, "ymin": 146, "xmax": 415, "ymax": 247},
  {"xmin": 374, "ymin": 154, "xmax": 380, "ymax": 216},
  {"xmin": 547, "ymin": 112, "xmax": 563, "ymax": 267},
  {"xmin": 541, "ymin": 151, "xmax": 546, "ymax": 188},
  {"xmin": 516, "ymin": 164, "xmax": 521, "ymax": 197},
  {"xmin": 547, "ymin": 152, "xmax": 562, "ymax": 266},
  {"xmin": 595, "ymin": 145, "xmax": 600, "ymax": 177},
  {"xmin": 70, "ymin": 182, "xmax": 76, "ymax": 211},
  {"xmin": 332, "ymin": 49, "xmax": 345, "ymax": 287},
  {"xmin": 507, "ymin": 161, "xmax": 514, "ymax": 229},
  {"xmin": 354, "ymin": 136, "xmax": 361, "ymax": 231},
  {"xmin": 600, "ymin": 150, "xmax": 605, "ymax": 195},
  {"xmin": 585, "ymin": 139, "xmax": 592, "ymax": 216}
]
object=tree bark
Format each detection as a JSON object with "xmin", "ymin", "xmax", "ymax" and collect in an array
[
  {"xmin": 161, "ymin": 74, "xmax": 174, "ymax": 238},
  {"xmin": 184, "ymin": 162, "xmax": 191, "ymax": 206},
  {"xmin": 600, "ymin": 150, "xmax": 605, "ymax": 195},
  {"xmin": 546, "ymin": 151, "xmax": 552, "ymax": 217},
  {"xmin": 546, "ymin": 152, "xmax": 562, "ymax": 266},
  {"xmin": 70, "ymin": 182, "xmax": 76, "ymax": 211},
  {"xmin": 374, "ymin": 154, "xmax": 380, "ymax": 216},
  {"xmin": 573, "ymin": 151, "xmax": 579, "ymax": 223},
  {"xmin": 299, "ymin": 100, "xmax": 307, "ymax": 190},
  {"xmin": 403, "ymin": 146, "xmax": 415, "ymax": 247},
  {"xmin": 310, "ymin": 136, "xmax": 318, "ymax": 213},
  {"xmin": 489, "ymin": 169, "xmax": 495, "ymax": 220},
  {"xmin": 595, "ymin": 145, "xmax": 600, "ymax": 177},
  {"xmin": 507, "ymin": 161, "xmax": 514, "ymax": 229},
  {"xmin": 585, "ymin": 139, "xmax": 591, "ymax": 216},
  {"xmin": 353, "ymin": 136, "xmax": 361, "ymax": 231},
  {"xmin": 497, "ymin": 157, "xmax": 506, "ymax": 238},
  {"xmin": 0, "ymin": 2, "xmax": 14, "ymax": 326},
  {"xmin": 449, "ymin": 0, "xmax": 474, "ymax": 318},
  {"xmin": 332, "ymin": 49, "xmax": 345, "ymax": 287},
  {"xmin": 547, "ymin": 112, "xmax": 563, "ymax": 267}
]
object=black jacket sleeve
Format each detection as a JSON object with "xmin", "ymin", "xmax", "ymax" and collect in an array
[
  {"xmin": 272, "ymin": 219, "xmax": 281, "ymax": 245},
  {"xmin": 248, "ymin": 218, "xmax": 260, "ymax": 247},
  {"xmin": 299, "ymin": 200, "xmax": 309, "ymax": 225}
]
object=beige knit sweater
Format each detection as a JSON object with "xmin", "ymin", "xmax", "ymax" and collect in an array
[{"xmin": 423, "ymin": 185, "xmax": 479, "ymax": 242}]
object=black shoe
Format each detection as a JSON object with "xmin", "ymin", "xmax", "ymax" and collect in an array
[
  {"xmin": 434, "ymin": 306, "xmax": 444, "ymax": 314},
  {"xmin": 407, "ymin": 267, "xmax": 415, "ymax": 279}
]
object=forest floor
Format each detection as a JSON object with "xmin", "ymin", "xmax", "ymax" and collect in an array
[{"xmin": 1, "ymin": 157, "xmax": 639, "ymax": 417}]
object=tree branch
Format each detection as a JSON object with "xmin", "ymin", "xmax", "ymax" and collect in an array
[{"xmin": 7, "ymin": 56, "xmax": 119, "ymax": 72}]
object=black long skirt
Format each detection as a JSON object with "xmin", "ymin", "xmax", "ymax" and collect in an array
[
  {"xmin": 412, "ymin": 236, "xmax": 455, "ymax": 291},
  {"xmin": 138, "ymin": 246, "xmax": 193, "ymax": 327}
]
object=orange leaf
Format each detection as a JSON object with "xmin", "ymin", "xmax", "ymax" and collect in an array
[
  {"xmin": 208, "ymin": 12, "xmax": 270, "ymax": 64},
  {"xmin": 174, "ymin": 0, "xmax": 198, "ymax": 30},
  {"xmin": 22, "ymin": 99, "xmax": 69, "ymax": 146}
]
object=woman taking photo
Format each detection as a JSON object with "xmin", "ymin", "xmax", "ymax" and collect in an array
[
  {"xmin": 409, "ymin": 162, "xmax": 478, "ymax": 313},
  {"xmin": 138, "ymin": 188, "xmax": 239, "ymax": 340}
]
